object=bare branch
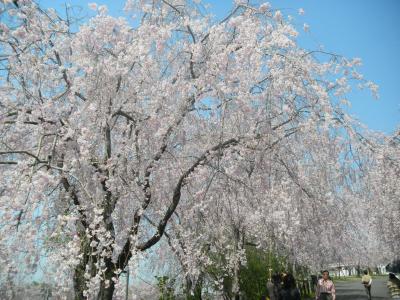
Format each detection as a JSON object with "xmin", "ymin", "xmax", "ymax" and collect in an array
[{"xmin": 0, "ymin": 150, "xmax": 46, "ymax": 163}]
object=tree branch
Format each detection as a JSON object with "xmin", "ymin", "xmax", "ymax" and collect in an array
[
  {"xmin": 137, "ymin": 137, "xmax": 240, "ymax": 251},
  {"xmin": 116, "ymin": 138, "xmax": 240, "ymax": 270},
  {"xmin": 60, "ymin": 177, "xmax": 88, "ymax": 230},
  {"xmin": 0, "ymin": 150, "xmax": 46, "ymax": 163}
]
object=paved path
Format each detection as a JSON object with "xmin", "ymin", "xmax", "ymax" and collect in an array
[{"xmin": 335, "ymin": 277, "xmax": 391, "ymax": 300}]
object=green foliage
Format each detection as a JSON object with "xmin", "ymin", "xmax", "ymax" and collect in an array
[
  {"xmin": 202, "ymin": 245, "xmax": 293, "ymax": 299},
  {"xmin": 158, "ymin": 246, "xmax": 314, "ymax": 300},
  {"xmin": 238, "ymin": 246, "xmax": 316, "ymax": 299},
  {"xmin": 185, "ymin": 277, "xmax": 204, "ymax": 300},
  {"xmin": 204, "ymin": 250, "xmax": 234, "ymax": 298},
  {"xmin": 239, "ymin": 246, "xmax": 289, "ymax": 299},
  {"xmin": 155, "ymin": 276, "xmax": 176, "ymax": 300}
]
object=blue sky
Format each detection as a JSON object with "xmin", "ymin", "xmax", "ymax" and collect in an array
[{"xmin": 39, "ymin": 0, "xmax": 400, "ymax": 134}]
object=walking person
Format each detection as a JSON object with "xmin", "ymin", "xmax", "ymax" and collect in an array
[
  {"xmin": 316, "ymin": 270, "xmax": 336, "ymax": 300},
  {"xmin": 280, "ymin": 273, "xmax": 300, "ymax": 300},
  {"xmin": 361, "ymin": 269, "xmax": 372, "ymax": 300},
  {"xmin": 267, "ymin": 273, "xmax": 282, "ymax": 300},
  {"xmin": 387, "ymin": 273, "xmax": 400, "ymax": 299}
]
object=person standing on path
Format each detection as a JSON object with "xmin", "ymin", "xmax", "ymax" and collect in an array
[
  {"xmin": 316, "ymin": 270, "xmax": 336, "ymax": 300},
  {"xmin": 387, "ymin": 273, "xmax": 400, "ymax": 299},
  {"xmin": 280, "ymin": 273, "xmax": 300, "ymax": 300},
  {"xmin": 362, "ymin": 269, "xmax": 372, "ymax": 300},
  {"xmin": 266, "ymin": 273, "xmax": 282, "ymax": 300}
]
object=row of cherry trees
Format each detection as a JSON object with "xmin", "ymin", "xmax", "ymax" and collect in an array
[{"xmin": 0, "ymin": 0, "xmax": 398, "ymax": 299}]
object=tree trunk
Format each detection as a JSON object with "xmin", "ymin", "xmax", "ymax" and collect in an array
[
  {"xmin": 97, "ymin": 279, "xmax": 115, "ymax": 300},
  {"xmin": 185, "ymin": 276, "xmax": 193, "ymax": 299},
  {"xmin": 193, "ymin": 277, "xmax": 203, "ymax": 300},
  {"xmin": 292, "ymin": 260, "xmax": 297, "ymax": 277},
  {"xmin": 73, "ymin": 263, "xmax": 86, "ymax": 300},
  {"xmin": 74, "ymin": 266, "xmax": 117, "ymax": 300},
  {"xmin": 232, "ymin": 226, "xmax": 242, "ymax": 300},
  {"xmin": 97, "ymin": 257, "xmax": 117, "ymax": 300},
  {"xmin": 185, "ymin": 275, "xmax": 203, "ymax": 300}
]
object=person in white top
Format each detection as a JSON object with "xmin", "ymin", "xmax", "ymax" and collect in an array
[{"xmin": 316, "ymin": 270, "xmax": 336, "ymax": 300}]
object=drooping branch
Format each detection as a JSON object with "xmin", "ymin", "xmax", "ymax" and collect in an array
[
  {"xmin": 116, "ymin": 138, "xmax": 240, "ymax": 270},
  {"xmin": 60, "ymin": 177, "xmax": 88, "ymax": 230},
  {"xmin": 131, "ymin": 95, "xmax": 196, "ymax": 234},
  {"xmin": 0, "ymin": 161, "xmax": 18, "ymax": 165},
  {"xmin": 138, "ymin": 137, "xmax": 239, "ymax": 250},
  {"xmin": 0, "ymin": 150, "xmax": 47, "ymax": 164}
]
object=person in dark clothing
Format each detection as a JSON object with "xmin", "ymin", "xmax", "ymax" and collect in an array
[
  {"xmin": 267, "ymin": 273, "xmax": 282, "ymax": 300},
  {"xmin": 387, "ymin": 272, "xmax": 400, "ymax": 298},
  {"xmin": 280, "ymin": 273, "xmax": 301, "ymax": 300},
  {"xmin": 311, "ymin": 275, "xmax": 318, "ymax": 287}
]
